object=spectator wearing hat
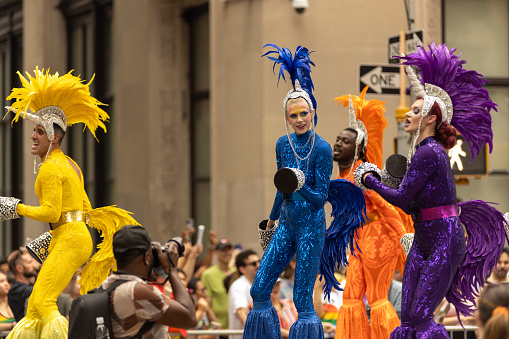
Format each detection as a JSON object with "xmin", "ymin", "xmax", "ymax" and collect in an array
[
  {"xmin": 228, "ymin": 250, "xmax": 260, "ymax": 339},
  {"xmin": 201, "ymin": 238, "xmax": 235, "ymax": 329},
  {"xmin": 100, "ymin": 225, "xmax": 196, "ymax": 337}
]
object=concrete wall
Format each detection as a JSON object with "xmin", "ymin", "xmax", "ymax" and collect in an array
[{"xmin": 113, "ymin": 0, "xmax": 192, "ymax": 240}]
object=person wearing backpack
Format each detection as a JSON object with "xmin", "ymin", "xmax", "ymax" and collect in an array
[{"xmin": 100, "ymin": 225, "xmax": 197, "ymax": 338}]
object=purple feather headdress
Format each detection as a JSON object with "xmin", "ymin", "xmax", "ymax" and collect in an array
[
  {"xmin": 262, "ymin": 44, "xmax": 318, "ymax": 125},
  {"xmin": 398, "ymin": 43, "xmax": 497, "ymax": 160}
]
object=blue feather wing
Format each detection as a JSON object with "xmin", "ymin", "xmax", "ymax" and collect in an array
[{"xmin": 319, "ymin": 179, "xmax": 366, "ymax": 300}]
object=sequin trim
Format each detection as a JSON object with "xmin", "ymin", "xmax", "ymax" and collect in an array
[{"xmin": 0, "ymin": 197, "xmax": 21, "ymax": 221}]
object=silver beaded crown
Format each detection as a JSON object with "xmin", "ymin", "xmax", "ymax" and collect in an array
[
  {"xmin": 5, "ymin": 105, "xmax": 67, "ymax": 141},
  {"xmin": 348, "ymin": 95, "xmax": 368, "ymax": 151},
  {"xmin": 406, "ymin": 65, "xmax": 453, "ymax": 124},
  {"xmin": 283, "ymin": 79, "xmax": 314, "ymax": 114}
]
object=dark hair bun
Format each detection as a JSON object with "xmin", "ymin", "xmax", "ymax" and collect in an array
[{"xmin": 436, "ymin": 122, "xmax": 457, "ymax": 149}]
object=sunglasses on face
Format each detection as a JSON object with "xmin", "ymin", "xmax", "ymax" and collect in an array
[{"xmin": 245, "ymin": 260, "xmax": 261, "ymax": 267}]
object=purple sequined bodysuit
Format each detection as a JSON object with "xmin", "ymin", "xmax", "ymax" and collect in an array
[{"xmin": 365, "ymin": 137, "xmax": 466, "ymax": 339}]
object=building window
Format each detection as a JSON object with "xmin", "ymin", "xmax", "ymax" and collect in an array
[
  {"xmin": 185, "ymin": 4, "xmax": 210, "ymax": 229},
  {"xmin": 0, "ymin": 1, "xmax": 23, "ymax": 257}
]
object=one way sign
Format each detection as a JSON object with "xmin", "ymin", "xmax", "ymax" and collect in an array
[
  {"xmin": 388, "ymin": 30, "xmax": 424, "ymax": 64},
  {"xmin": 359, "ymin": 64, "xmax": 405, "ymax": 95}
]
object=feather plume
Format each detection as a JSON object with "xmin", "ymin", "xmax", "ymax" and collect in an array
[
  {"xmin": 397, "ymin": 43, "xmax": 496, "ymax": 159},
  {"xmin": 335, "ymin": 86, "xmax": 388, "ymax": 168},
  {"xmin": 320, "ymin": 179, "xmax": 366, "ymax": 300},
  {"xmin": 446, "ymin": 200, "xmax": 509, "ymax": 319},
  {"xmin": 262, "ymin": 44, "xmax": 317, "ymax": 125},
  {"xmin": 6, "ymin": 67, "xmax": 109, "ymax": 140},
  {"xmin": 80, "ymin": 206, "xmax": 140, "ymax": 294}
]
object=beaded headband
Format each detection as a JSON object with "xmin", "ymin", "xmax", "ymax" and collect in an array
[
  {"xmin": 283, "ymin": 79, "xmax": 315, "ymax": 115},
  {"xmin": 5, "ymin": 106, "xmax": 67, "ymax": 141},
  {"xmin": 406, "ymin": 65, "xmax": 453, "ymax": 124}
]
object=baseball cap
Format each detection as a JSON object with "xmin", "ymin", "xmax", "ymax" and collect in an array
[
  {"xmin": 214, "ymin": 238, "xmax": 233, "ymax": 251},
  {"xmin": 113, "ymin": 225, "xmax": 151, "ymax": 262}
]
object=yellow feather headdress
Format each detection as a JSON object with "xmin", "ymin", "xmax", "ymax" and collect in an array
[
  {"xmin": 334, "ymin": 86, "xmax": 388, "ymax": 169},
  {"xmin": 5, "ymin": 67, "xmax": 109, "ymax": 141}
]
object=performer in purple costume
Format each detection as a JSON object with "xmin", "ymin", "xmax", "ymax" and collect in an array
[{"xmin": 355, "ymin": 43, "xmax": 508, "ymax": 339}]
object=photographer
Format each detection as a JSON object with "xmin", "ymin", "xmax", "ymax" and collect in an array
[{"xmin": 101, "ymin": 225, "xmax": 196, "ymax": 337}]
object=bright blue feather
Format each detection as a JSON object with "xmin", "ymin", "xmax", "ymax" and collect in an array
[
  {"xmin": 319, "ymin": 179, "xmax": 366, "ymax": 300},
  {"xmin": 262, "ymin": 43, "xmax": 318, "ymax": 125}
]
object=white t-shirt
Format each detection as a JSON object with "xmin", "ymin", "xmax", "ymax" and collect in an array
[{"xmin": 228, "ymin": 275, "xmax": 253, "ymax": 339}]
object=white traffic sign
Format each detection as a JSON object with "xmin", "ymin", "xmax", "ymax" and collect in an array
[
  {"xmin": 388, "ymin": 30, "xmax": 424, "ymax": 64},
  {"xmin": 359, "ymin": 64, "xmax": 404, "ymax": 95}
]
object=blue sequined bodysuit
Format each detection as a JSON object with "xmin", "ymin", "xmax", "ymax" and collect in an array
[
  {"xmin": 365, "ymin": 137, "xmax": 466, "ymax": 339},
  {"xmin": 244, "ymin": 129, "xmax": 332, "ymax": 339}
]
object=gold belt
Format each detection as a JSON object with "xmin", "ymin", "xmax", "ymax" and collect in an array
[{"xmin": 50, "ymin": 210, "xmax": 90, "ymax": 230}]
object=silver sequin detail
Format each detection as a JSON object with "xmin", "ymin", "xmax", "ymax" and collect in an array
[
  {"xmin": 405, "ymin": 65, "xmax": 453, "ymax": 123},
  {"xmin": 0, "ymin": 197, "xmax": 21, "ymax": 221},
  {"xmin": 400, "ymin": 233, "xmax": 415, "ymax": 257},
  {"xmin": 381, "ymin": 167, "xmax": 402, "ymax": 189},
  {"xmin": 290, "ymin": 167, "xmax": 306, "ymax": 192},
  {"xmin": 36, "ymin": 106, "xmax": 67, "ymax": 141},
  {"xmin": 353, "ymin": 162, "xmax": 381, "ymax": 191},
  {"xmin": 258, "ymin": 222, "xmax": 279, "ymax": 252},
  {"xmin": 283, "ymin": 79, "xmax": 314, "ymax": 114},
  {"xmin": 26, "ymin": 232, "xmax": 52, "ymax": 264},
  {"xmin": 504, "ymin": 213, "xmax": 509, "ymax": 242},
  {"xmin": 422, "ymin": 84, "xmax": 453, "ymax": 124}
]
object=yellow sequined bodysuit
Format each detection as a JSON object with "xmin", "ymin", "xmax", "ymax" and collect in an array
[{"xmin": 8, "ymin": 148, "xmax": 93, "ymax": 338}]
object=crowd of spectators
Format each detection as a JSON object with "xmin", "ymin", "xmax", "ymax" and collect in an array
[{"xmin": 0, "ymin": 226, "xmax": 508, "ymax": 338}]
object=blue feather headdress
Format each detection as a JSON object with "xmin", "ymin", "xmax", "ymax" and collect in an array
[
  {"xmin": 262, "ymin": 44, "xmax": 318, "ymax": 125},
  {"xmin": 398, "ymin": 43, "xmax": 497, "ymax": 160}
]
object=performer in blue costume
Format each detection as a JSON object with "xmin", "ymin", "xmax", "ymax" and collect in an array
[{"xmin": 244, "ymin": 45, "xmax": 332, "ymax": 339}]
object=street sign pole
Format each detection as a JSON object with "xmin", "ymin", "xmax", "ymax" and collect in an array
[{"xmin": 396, "ymin": 31, "xmax": 410, "ymax": 156}]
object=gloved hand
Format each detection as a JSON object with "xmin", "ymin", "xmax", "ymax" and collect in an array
[{"xmin": 0, "ymin": 197, "xmax": 21, "ymax": 221}]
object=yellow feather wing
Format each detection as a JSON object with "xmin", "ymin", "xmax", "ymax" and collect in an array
[{"xmin": 80, "ymin": 206, "xmax": 141, "ymax": 294}]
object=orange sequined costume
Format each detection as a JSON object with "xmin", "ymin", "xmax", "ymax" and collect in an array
[{"xmin": 334, "ymin": 89, "xmax": 412, "ymax": 339}]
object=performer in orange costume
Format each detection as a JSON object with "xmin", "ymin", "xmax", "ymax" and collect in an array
[{"xmin": 332, "ymin": 87, "xmax": 412, "ymax": 339}]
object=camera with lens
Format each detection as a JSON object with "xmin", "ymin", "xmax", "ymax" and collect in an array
[{"xmin": 151, "ymin": 236, "xmax": 185, "ymax": 269}]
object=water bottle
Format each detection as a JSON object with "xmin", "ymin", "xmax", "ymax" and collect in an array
[{"xmin": 95, "ymin": 317, "xmax": 110, "ymax": 339}]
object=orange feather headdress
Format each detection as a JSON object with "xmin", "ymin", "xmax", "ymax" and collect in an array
[{"xmin": 334, "ymin": 86, "xmax": 388, "ymax": 169}]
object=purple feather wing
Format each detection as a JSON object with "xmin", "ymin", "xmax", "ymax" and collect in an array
[{"xmin": 446, "ymin": 200, "xmax": 509, "ymax": 318}]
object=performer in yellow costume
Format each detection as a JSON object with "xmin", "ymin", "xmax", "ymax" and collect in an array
[
  {"xmin": 0, "ymin": 68, "xmax": 139, "ymax": 338},
  {"xmin": 332, "ymin": 87, "xmax": 412, "ymax": 339}
]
